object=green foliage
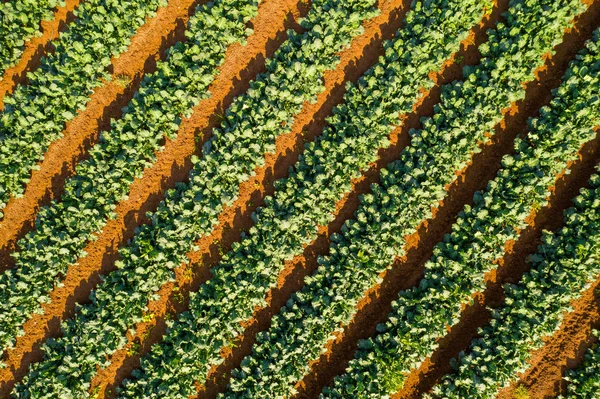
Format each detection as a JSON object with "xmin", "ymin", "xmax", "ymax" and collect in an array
[
  {"xmin": 429, "ymin": 166, "xmax": 600, "ymax": 398},
  {"xmin": 112, "ymin": 0, "xmax": 493, "ymax": 397},
  {"xmin": 560, "ymin": 330, "xmax": 600, "ymax": 398},
  {"xmin": 0, "ymin": 0, "xmax": 64, "ymax": 73},
  {"xmin": 195, "ymin": 0, "xmax": 584, "ymax": 397},
  {"xmin": 12, "ymin": 0, "xmax": 377, "ymax": 397},
  {"xmin": 323, "ymin": 19, "xmax": 600, "ymax": 399},
  {"xmin": 0, "ymin": 0, "xmax": 257, "ymax": 381},
  {"xmin": 0, "ymin": 0, "xmax": 166, "ymax": 220}
]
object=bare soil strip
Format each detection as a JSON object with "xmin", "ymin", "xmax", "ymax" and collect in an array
[
  {"xmin": 0, "ymin": 0, "xmax": 209, "ymax": 266},
  {"xmin": 0, "ymin": 0, "xmax": 305, "ymax": 396},
  {"xmin": 499, "ymin": 280, "xmax": 600, "ymax": 399},
  {"xmin": 391, "ymin": 2, "xmax": 600, "ymax": 397},
  {"xmin": 284, "ymin": 1, "xmax": 600, "ymax": 398},
  {"xmin": 79, "ymin": 0, "xmax": 426, "ymax": 397},
  {"xmin": 0, "ymin": 0, "xmax": 82, "ymax": 108},
  {"xmin": 399, "ymin": 125, "xmax": 600, "ymax": 399},
  {"xmin": 292, "ymin": 0, "xmax": 507, "ymax": 395}
]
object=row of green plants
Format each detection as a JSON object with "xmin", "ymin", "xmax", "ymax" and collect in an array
[
  {"xmin": 323, "ymin": 24, "xmax": 600, "ymax": 399},
  {"xmin": 560, "ymin": 330, "xmax": 600, "ymax": 399},
  {"xmin": 0, "ymin": 0, "xmax": 63, "ymax": 74},
  {"xmin": 12, "ymin": 0, "xmax": 380, "ymax": 397},
  {"xmin": 0, "ymin": 0, "xmax": 258, "ymax": 369},
  {"xmin": 429, "ymin": 165, "xmax": 600, "ymax": 398},
  {"xmin": 0, "ymin": 0, "xmax": 166, "ymax": 220},
  {"xmin": 218, "ymin": 0, "xmax": 586, "ymax": 396},
  {"xmin": 118, "ymin": 0, "xmax": 494, "ymax": 397}
]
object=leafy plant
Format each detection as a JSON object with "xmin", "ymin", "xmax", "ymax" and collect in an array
[
  {"xmin": 0, "ymin": 0, "xmax": 167, "ymax": 219},
  {"xmin": 203, "ymin": 0, "xmax": 584, "ymax": 397},
  {"xmin": 0, "ymin": 0, "xmax": 258, "ymax": 377},
  {"xmin": 13, "ymin": 0, "xmax": 379, "ymax": 397},
  {"xmin": 111, "ymin": 0, "xmax": 499, "ymax": 397},
  {"xmin": 429, "ymin": 166, "xmax": 600, "ymax": 398},
  {"xmin": 322, "ymin": 19, "xmax": 600, "ymax": 399},
  {"xmin": 0, "ymin": 0, "xmax": 64, "ymax": 73},
  {"xmin": 560, "ymin": 330, "xmax": 600, "ymax": 398}
]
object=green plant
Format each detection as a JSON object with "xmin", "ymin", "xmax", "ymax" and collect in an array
[
  {"xmin": 0, "ymin": 0, "xmax": 257, "ymax": 381},
  {"xmin": 0, "ymin": 0, "xmax": 64, "ymax": 73},
  {"xmin": 325, "ymin": 19, "xmax": 600, "ymax": 399},
  {"xmin": 513, "ymin": 386, "xmax": 530, "ymax": 399},
  {"xmin": 0, "ymin": 0, "xmax": 167, "ymax": 220},
  {"xmin": 13, "ymin": 0, "xmax": 379, "ymax": 396},
  {"xmin": 113, "ymin": 73, "xmax": 131, "ymax": 88},
  {"xmin": 559, "ymin": 331, "xmax": 600, "ymax": 398}
]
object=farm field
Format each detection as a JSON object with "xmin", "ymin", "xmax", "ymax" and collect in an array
[{"xmin": 1, "ymin": 0, "xmax": 600, "ymax": 398}]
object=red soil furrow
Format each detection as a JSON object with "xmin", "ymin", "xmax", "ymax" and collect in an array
[
  {"xmin": 0, "ymin": 0, "xmax": 208, "ymax": 267},
  {"xmin": 288, "ymin": 1, "xmax": 600, "ymax": 398},
  {"xmin": 400, "ymin": 126, "xmax": 600, "ymax": 399},
  {"xmin": 83, "ymin": 1, "xmax": 419, "ymax": 397},
  {"xmin": 0, "ymin": 0, "xmax": 305, "ymax": 396},
  {"xmin": 391, "ymin": 3, "xmax": 600, "ymax": 397},
  {"xmin": 292, "ymin": 1, "xmax": 507, "ymax": 396},
  {"xmin": 503, "ymin": 280, "xmax": 600, "ymax": 399},
  {"xmin": 194, "ymin": 0, "xmax": 430, "ymax": 396},
  {"xmin": 0, "ymin": 0, "xmax": 82, "ymax": 108}
]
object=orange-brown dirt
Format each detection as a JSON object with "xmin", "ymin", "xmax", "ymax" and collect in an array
[
  {"xmin": 0, "ymin": 0, "xmax": 211, "ymax": 268},
  {"xmin": 282, "ymin": 0, "xmax": 600, "ymax": 398},
  {"xmin": 0, "ymin": 0, "xmax": 81, "ymax": 108},
  {"xmin": 85, "ymin": 0, "xmax": 424, "ymax": 397},
  {"xmin": 0, "ymin": 0, "xmax": 305, "ymax": 396},
  {"xmin": 502, "ymin": 280, "xmax": 600, "ymax": 399},
  {"xmin": 293, "ymin": 0, "xmax": 508, "ymax": 395},
  {"xmin": 392, "ymin": 1, "xmax": 600, "ymax": 397}
]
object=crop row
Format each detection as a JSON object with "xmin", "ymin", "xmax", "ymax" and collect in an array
[
  {"xmin": 115, "ymin": 0, "xmax": 493, "ymax": 397},
  {"xmin": 429, "ymin": 162, "xmax": 600, "ymax": 398},
  {"xmin": 214, "ymin": 0, "xmax": 587, "ymax": 397},
  {"xmin": 12, "ymin": 0, "xmax": 380, "ymax": 396},
  {"xmin": 0, "ymin": 0, "xmax": 166, "ymax": 220},
  {"xmin": 324, "ymin": 23, "xmax": 600, "ymax": 399},
  {"xmin": 0, "ymin": 0, "xmax": 260, "ymax": 372},
  {"xmin": 0, "ymin": 0, "xmax": 63, "ymax": 74},
  {"xmin": 561, "ymin": 330, "xmax": 600, "ymax": 398}
]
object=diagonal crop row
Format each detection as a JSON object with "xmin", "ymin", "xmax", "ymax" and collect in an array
[
  {"xmin": 10, "ymin": 0, "xmax": 380, "ymax": 397},
  {"xmin": 0, "ymin": 0, "xmax": 82, "ymax": 107},
  {"xmin": 0, "ymin": 0, "xmax": 261, "ymax": 381},
  {"xmin": 498, "ymin": 256, "xmax": 600, "ymax": 399},
  {"xmin": 428, "ymin": 162, "xmax": 600, "ymax": 399},
  {"xmin": 321, "ymin": 25, "xmax": 600, "ymax": 399},
  {"xmin": 0, "ymin": 0, "xmax": 167, "ymax": 222},
  {"xmin": 0, "ymin": 0, "xmax": 304, "ymax": 395},
  {"xmin": 85, "ymin": 0, "xmax": 417, "ymax": 396},
  {"xmin": 0, "ymin": 0, "xmax": 63, "ymax": 75},
  {"xmin": 111, "ymin": 0, "xmax": 497, "ymax": 397},
  {"xmin": 213, "ymin": 0, "xmax": 590, "ymax": 397},
  {"xmin": 560, "ymin": 330, "xmax": 600, "ymax": 399}
]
